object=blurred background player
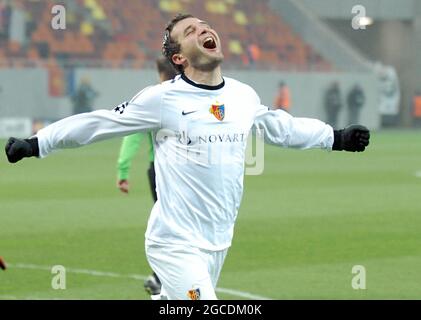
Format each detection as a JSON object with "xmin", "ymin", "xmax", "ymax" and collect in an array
[
  {"xmin": 116, "ymin": 57, "xmax": 178, "ymax": 295},
  {"xmin": 324, "ymin": 81, "xmax": 342, "ymax": 128},
  {"xmin": 0, "ymin": 256, "xmax": 7, "ymax": 270},
  {"xmin": 273, "ymin": 81, "xmax": 291, "ymax": 112},
  {"xmin": 71, "ymin": 76, "xmax": 98, "ymax": 115},
  {"xmin": 347, "ymin": 83, "xmax": 365, "ymax": 125},
  {"xmin": 413, "ymin": 90, "xmax": 421, "ymax": 126}
]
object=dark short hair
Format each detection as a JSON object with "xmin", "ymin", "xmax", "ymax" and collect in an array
[
  {"xmin": 156, "ymin": 56, "xmax": 178, "ymax": 81},
  {"xmin": 162, "ymin": 13, "xmax": 194, "ymax": 72}
]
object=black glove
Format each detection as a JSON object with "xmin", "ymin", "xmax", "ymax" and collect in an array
[
  {"xmin": 5, "ymin": 137, "xmax": 39, "ymax": 163},
  {"xmin": 332, "ymin": 125, "xmax": 370, "ymax": 152}
]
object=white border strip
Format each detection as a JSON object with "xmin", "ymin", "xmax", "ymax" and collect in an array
[{"xmin": 6, "ymin": 263, "xmax": 271, "ymax": 300}]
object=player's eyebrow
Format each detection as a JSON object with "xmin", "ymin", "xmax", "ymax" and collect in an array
[
  {"xmin": 183, "ymin": 25, "xmax": 194, "ymax": 36},
  {"xmin": 199, "ymin": 20, "xmax": 210, "ymax": 27},
  {"xmin": 183, "ymin": 21, "xmax": 211, "ymax": 36}
]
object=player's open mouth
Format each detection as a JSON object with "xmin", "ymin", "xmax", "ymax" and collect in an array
[{"xmin": 203, "ymin": 37, "xmax": 217, "ymax": 50}]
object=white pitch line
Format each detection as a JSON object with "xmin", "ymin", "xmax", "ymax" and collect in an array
[
  {"xmin": 0, "ymin": 295, "xmax": 19, "ymax": 300},
  {"xmin": 215, "ymin": 287, "xmax": 270, "ymax": 300},
  {"xmin": 415, "ymin": 171, "xmax": 421, "ymax": 178},
  {"xmin": 8, "ymin": 263, "xmax": 271, "ymax": 300},
  {"xmin": 0, "ymin": 295, "xmax": 66, "ymax": 300}
]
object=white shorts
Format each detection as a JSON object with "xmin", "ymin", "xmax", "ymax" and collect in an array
[{"xmin": 145, "ymin": 241, "xmax": 228, "ymax": 300}]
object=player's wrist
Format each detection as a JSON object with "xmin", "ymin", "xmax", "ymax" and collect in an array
[
  {"xmin": 118, "ymin": 172, "xmax": 129, "ymax": 181},
  {"xmin": 332, "ymin": 130, "xmax": 344, "ymax": 151},
  {"xmin": 24, "ymin": 137, "xmax": 40, "ymax": 157}
]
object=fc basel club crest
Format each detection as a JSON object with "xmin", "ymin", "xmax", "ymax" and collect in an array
[
  {"xmin": 209, "ymin": 102, "xmax": 225, "ymax": 121},
  {"xmin": 187, "ymin": 287, "xmax": 201, "ymax": 300}
]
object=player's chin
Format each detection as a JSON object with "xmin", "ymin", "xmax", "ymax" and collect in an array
[
  {"xmin": 192, "ymin": 51, "xmax": 224, "ymax": 71},
  {"xmin": 204, "ymin": 52, "xmax": 224, "ymax": 65}
]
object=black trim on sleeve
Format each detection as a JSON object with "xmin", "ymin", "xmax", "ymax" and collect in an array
[
  {"xmin": 332, "ymin": 130, "xmax": 343, "ymax": 151},
  {"xmin": 25, "ymin": 137, "xmax": 40, "ymax": 157},
  {"xmin": 181, "ymin": 73, "xmax": 225, "ymax": 90}
]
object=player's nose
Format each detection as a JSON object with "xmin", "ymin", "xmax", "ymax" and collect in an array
[{"xmin": 199, "ymin": 26, "xmax": 211, "ymax": 36}]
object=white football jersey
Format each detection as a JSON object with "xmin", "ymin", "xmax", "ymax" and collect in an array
[{"xmin": 36, "ymin": 74, "xmax": 334, "ymax": 251}]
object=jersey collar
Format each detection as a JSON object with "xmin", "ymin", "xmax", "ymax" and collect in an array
[{"xmin": 181, "ymin": 73, "xmax": 225, "ymax": 90}]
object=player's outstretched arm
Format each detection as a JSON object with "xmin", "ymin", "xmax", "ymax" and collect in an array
[
  {"xmin": 253, "ymin": 105, "xmax": 370, "ymax": 152},
  {"xmin": 4, "ymin": 85, "xmax": 163, "ymax": 163},
  {"xmin": 332, "ymin": 124, "xmax": 370, "ymax": 152},
  {"xmin": 5, "ymin": 137, "xmax": 39, "ymax": 163}
]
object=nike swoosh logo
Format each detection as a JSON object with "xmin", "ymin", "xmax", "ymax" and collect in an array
[{"xmin": 182, "ymin": 110, "xmax": 198, "ymax": 116}]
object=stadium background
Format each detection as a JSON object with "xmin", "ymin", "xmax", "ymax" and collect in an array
[{"xmin": 1, "ymin": 0, "xmax": 421, "ymax": 299}]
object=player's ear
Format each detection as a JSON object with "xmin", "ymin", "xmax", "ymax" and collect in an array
[{"xmin": 172, "ymin": 53, "xmax": 186, "ymax": 69}]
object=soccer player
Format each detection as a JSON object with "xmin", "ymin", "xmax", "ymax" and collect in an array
[
  {"xmin": 116, "ymin": 57, "xmax": 178, "ymax": 295},
  {"xmin": 5, "ymin": 14, "xmax": 370, "ymax": 300}
]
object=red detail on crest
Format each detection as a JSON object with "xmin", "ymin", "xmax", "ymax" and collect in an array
[
  {"xmin": 209, "ymin": 104, "xmax": 225, "ymax": 121},
  {"xmin": 187, "ymin": 288, "xmax": 201, "ymax": 300}
]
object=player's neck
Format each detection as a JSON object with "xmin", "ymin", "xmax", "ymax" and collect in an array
[{"xmin": 183, "ymin": 67, "xmax": 223, "ymax": 87}]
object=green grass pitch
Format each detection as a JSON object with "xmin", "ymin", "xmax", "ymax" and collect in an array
[{"xmin": 1, "ymin": 130, "xmax": 421, "ymax": 299}]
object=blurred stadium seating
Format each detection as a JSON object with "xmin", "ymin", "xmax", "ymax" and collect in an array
[{"xmin": 0, "ymin": 0, "xmax": 332, "ymax": 71}]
